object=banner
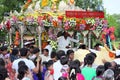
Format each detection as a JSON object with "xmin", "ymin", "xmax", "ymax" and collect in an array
[{"xmin": 66, "ymin": 11, "xmax": 104, "ymax": 18}]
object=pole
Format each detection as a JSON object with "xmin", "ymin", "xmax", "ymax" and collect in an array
[
  {"xmin": 9, "ymin": 28, "xmax": 12, "ymax": 45},
  {"xmin": 37, "ymin": 26, "xmax": 42, "ymax": 54},
  {"xmin": 88, "ymin": 31, "xmax": 91, "ymax": 49},
  {"xmin": 18, "ymin": 22, "xmax": 24, "ymax": 48}
]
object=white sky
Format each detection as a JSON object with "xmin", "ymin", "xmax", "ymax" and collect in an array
[{"xmin": 103, "ymin": 0, "xmax": 120, "ymax": 14}]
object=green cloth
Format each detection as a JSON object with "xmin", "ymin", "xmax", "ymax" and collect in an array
[{"xmin": 82, "ymin": 66, "xmax": 96, "ymax": 80}]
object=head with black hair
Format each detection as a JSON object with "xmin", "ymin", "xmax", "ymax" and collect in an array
[
  {"xmin": 94, "ymin": 43, "xmax": 101, "ymax": 51},
  {"xmin": 50, "ymin": 51, "xmax": 57, "ymax": 62},
  {"xmin": 96, "ymin": 65, "xmax": 105, "ymax": 77},
  {"xmin": 90, "ymin": 52, "xmax": 97, "ymax": 59},
  {"xmin": 69, "ymin": 60, "xmax": 82, "ymax": 80},
  {"xmin": 0, "ymin": 66, "xmax": 9, "ymax": 80},
  {"xmin": 45, "ymin": 60, "xmax": 54, "ymax": 70},
  {"xmin": 18, "ymin": 61, "xmax": 26, "ymax": 68},
  {"xmin": 84, "ymin": 53, "xmax": 95, "ymax": 66},
  {"xmin": 11, "ymin": 48, "xmax": 19, "ymax": 56},
  {"xmin": 19, "ymin": 48, "xmax": 29, "ymax": 57},
  {"xmin": 1, "ymin": 46, "xmax": 8, "ymax": 55},
  {"xmin": 67, "ymin": 50, "xmax": 74, "ymax": 61},
  {"xmin": 43, "ymin": 49, "xmax": 49, "ymax": 56},
  {"xmin": 60, "ymin": 56, "xmax": 68, "ymax": 65},
  {"xmin": 32, "ymin": 47, "xmax": 40, "ymax": 57},
  {"xmin": 104, "ymin": 62, "xmax": 112, "ymax": 71},
  {"xmin": 56, "ymin": 50, "xmax": 65, "ymax": 60},
  {"xmin": 79, "ymin": 44, "xmax": 87, "ymax": 49},
  {"xmin": 17, "ymin": 65, "xmax": 29, "ymax": 80},
  {"xmin": 62, "ymin": 31, "xmax": 68, "ymax": 39},
  {"xmin": 58, "ymin": 76, "xmax": 67, "ymax": 80},
  {"xmin": 0, "ymin": 58, "xmax": 5, "ymax": 67},
  {"xmin": 29, "ymin": 46, "xmax": 34, "ymax": 53}
]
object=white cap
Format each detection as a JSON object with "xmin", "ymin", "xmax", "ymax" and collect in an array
[{"xmin": 24, "ymin": 42, "xmax": 31, "ymax": 46}]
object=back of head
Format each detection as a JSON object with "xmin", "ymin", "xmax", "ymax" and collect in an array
[
  {"xmin": 60, "ymin": 56, "xmax": 68, "ymax": 65},
  {"xmin": 56, "ymin": 50, "xmax": 65, "ymax": 60},
  {"xmin": 12, "ymin": 48, "xmax": 19, "ymax": 55},
  {"xmin": 19, "ymin": 48, "xmax": 28, "ymax": 57},
  {"xmin": 103, "ymin": 69, "xmax": 114, "ymax": 80},
  {"xmin": 85, "ymin": 53, "xmax": 95, "ymax": 65},
  {"xmin": 32, "ymin": 47, "xmax": 40, "ymax": 54},
  {"xmin": 0, "ymin": 66, "xmax": 8, "ymax": 80},
  {"xmin": 69, "ymin": 60, "xmax": 81, "ymax": 80},
  {"xmin": 18, "ymin": 65, "xmax": 29, "ymax": 80},
  {"xmin": 96, "ymin": 65, "xmax": 105, "ymax": 77},
  {"xmin": 18, "ymin": 61, "xmax": 26, "ymax": 68},
  {"xmin": 58, "ymin": 76, "xmax": 67, "ymax": 80}
]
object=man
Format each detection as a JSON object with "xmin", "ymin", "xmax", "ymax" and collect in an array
[
  {"xmin": 44, "ymin": 41, "xmax": 52, "ymax": 56},
  {"xmin": 12, "ymin": 48, "xmax": 40, "ymax": 73},
  {"xmin": 57, "ymin": 31, "xmax": 79, "ymax": 53},
  {"xmin": 53, "ymin": 50, "xmax": 66, "ymax": 80},
  {"xmin": 40, "ymin": 49, "xmax": 50, "ymax": 63}
]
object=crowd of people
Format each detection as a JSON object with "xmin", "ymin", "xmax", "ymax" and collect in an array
[{"xmin": 0, "ymin": 42, "xmax": 120, "ymax": 80}]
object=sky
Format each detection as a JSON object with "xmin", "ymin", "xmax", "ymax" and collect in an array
[{"xmin": 103, "ymin": 0, "xmax": 120, "ymax": 14}]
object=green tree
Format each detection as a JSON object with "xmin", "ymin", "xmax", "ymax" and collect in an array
[{"xmin": 75, "ymin": 0, "xmax": 103, "ymax": 10}]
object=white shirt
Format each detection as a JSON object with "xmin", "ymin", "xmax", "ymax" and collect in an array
[
  {"xmin": 53, "ymin": 60, "xmax": 62, "ymax": 80},
  {"xmin": 40, "ymin": 54, "xmax": 51, "ymax": 63},
  {"xmin": 57, "ymin": 36, "xmax": 79, "ymax": 53},
  {"xmin": 113, "ymin": 58, "xmax": 120, "ymax": 65},
  {"xmin": 12, "ymin": 58, "xmax": 35, "ymax": 73},
  {"xmin": 45, "ymin": 45, "xmax": 52, "ymax": 56}
]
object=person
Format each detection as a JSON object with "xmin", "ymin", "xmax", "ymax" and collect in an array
[
  {"xmin": 81, "ymin": 54, "xmax": 96, "ymax": 80},
  {"xmin": 67, "ymin": 50, "xmax": 74, "ymax": 61},
  {"xmin": 74, "ymin": 44, "xmax": 90, "ymax": 63},
  {"xmin": 44, "ymin": 60, "xmax": 54, "ymax": 80},
  {"xmin": 104, "ymin": 62, "xmax": 112, "ymax": 71},
  {"xmin": 41, "ymin": 49, "xmax": 51, "ymax": 63},
  {"xmin": 0, "ymin": 58, "xmax": 5, "ymax": 67},
  {"xmin": 0, "ymin": 46, "xmax": 8, "ymax": 59},
  {"xmin": 60, "ymin": 56, "xmax": 69, "ymax": 78},
  {"xmin": 17, "ymin": 65, "xmax": 33, "ymax": 80},
  {"xmin": 0, "ymin": 66, "xmax": 10, "ymax": 80},
  {"xmin": 69, "ymin": 60, "xmax": 85, "ymax": 80},
  {"xmin": 44, "ymin": 41, "xmax": 52, "ymax": 56},
  {"xmin": 50, "ymin": 51, "xmax": 57, "ymax": 62},
  {"xmin": 12, "ymin": 48, "xmax": 40, "ymax": 74},
  {"xmin": 57, "ymin": 31, "xmax": 79, "ymax": 53},
  {"xmin": 53, "ymin": 50, "xmax": 66, "ymax": 80},
  {"xmin": 30, "ymin": 47, "xmax": 40, "ymax": 61},
  {"xmin": 92, "ymin": 65, "xmax": 105, "ymax": 80},
  {"xmin": 33, "ymin": 57, "xmax": 42, "ymax": 80},
  {"xmin": 10, "ymin": 48, "xmax": 19, "ymax": 62},
  {"xmin": 89, "ymin": 43, "xmax": 101, "ymax": 53},
  {"xmin": 103, "ymin": 69, "xmax": 114, "ymax": 80}
]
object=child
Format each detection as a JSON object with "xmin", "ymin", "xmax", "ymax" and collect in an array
[
  {"xmin": 17, "ymin": 62, "xmax": 33, "ymax": 80},
  {"xmin": 92, "ymin": 65, "xmax": 105, "ymax": 80},
  {"xmin": 44, "ymin": 60, "xmax": 54, "ymax": 80},
  {"xmin": 60, "ymin": 56, "xmax": 69, "ymax": 78},
  {"xmin": 69, "ymin": 60, "xmax": 84, "ymax": 80}
]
